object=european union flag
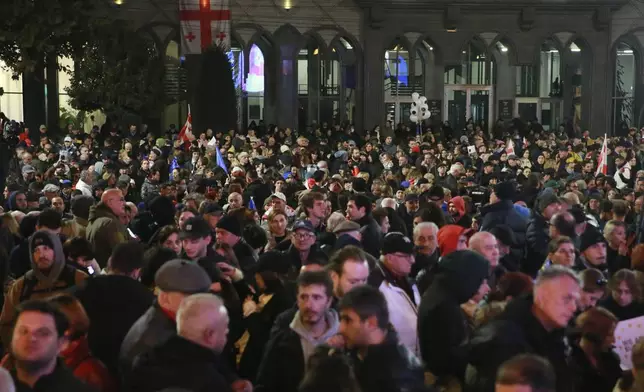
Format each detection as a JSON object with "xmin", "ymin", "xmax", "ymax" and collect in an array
[
  {"xmin": 216, "ymin": 144, "xmax": 228, "ymax": 174},
  {"xmin": 248, "ymin": 196, "xmax": 256, "ymax": 210},
  {"xmin": 169, "ymin": 157, "xmax": 179, "ymax": 181}
]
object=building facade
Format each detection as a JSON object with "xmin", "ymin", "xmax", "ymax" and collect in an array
[{"xmin": 4, "ymin": 0, "xmax": 644, "ymax": 137}]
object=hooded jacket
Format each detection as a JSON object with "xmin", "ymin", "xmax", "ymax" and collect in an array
[
  {"xmin": 0, "ymin": 231, "xmax": 87, "ymax": 347},
  {"xmin": 437, "ymin": 225, "xmax": 470, "ymax": 257},
  {"xmin": 449, "ymin": 196, "xmax": 472, "ymax": 229},
  {"xmin": 418, "ymin": 250, "xmax": 490, "ymax": 383},
  {"xmin": 479, "ymin": 199, "xmax": 528, "ymax": 269},
  {"xmin": 85, "ymin": 202, "xmax": 129, "ymax": 268},
  {"xmin": 256, "ymin": 309, "xmax": 340, "ymax": 392},
  {"xmin": 7, "ymin": 191, "xmax": 25, "ymax": 211}
]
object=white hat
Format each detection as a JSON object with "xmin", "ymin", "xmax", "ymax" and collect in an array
[
  {"xmin": 64, "ymin": 136, "xmax": 73, "ymax": 142},
  {"xmin": 280, "ymin": 145, "xmax": 290, "ymax": 153},
  {"xmin": 231, "ymin": 166, "xmax": 244, "ymax": 174},
  {"xmin": 270, "ymin": 192, "xmax": 287, "ymax": 202},
  {"xmin": 43, "ymin": 184, "xmax": 60, "ymax": 193}
]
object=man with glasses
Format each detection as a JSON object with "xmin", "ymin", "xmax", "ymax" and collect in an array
[
  {"xmin": 284, "ymin": 220, "xmax": 327, "ymax": 270},
  {"xmin": 86, "ymin": 188, "xmax": 130, "ymax": 268},
  {"xmin": 368, "ymin": 232, "xmax": 420, "ymax": 355}
]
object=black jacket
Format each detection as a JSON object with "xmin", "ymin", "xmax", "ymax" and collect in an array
[
  {"xmin": 72, "ymin": 274, "xmax": 155, "ymax": 375},
  {"xmin": 524, "ymin": 210, "xmax": 550, "ymax": 277},
  {"xmin": 120, "ymin": 302, "xmax": 176, "ymax": 380},
  {"xmin": 354, "ymin": 215, "xmax": 382, "ymax": 259},
  {"xmin": 255, "ymin": 322, "xmax": 306, "ymax": 392},
  {"xmin": 232, "ymin": 239, "xmax": 258, "ymax": 274},
  {"xmin": 479, "ymin": 200, "xmax": 528, "ymax": 272},
  {"xmin": 127, "ymin": 335, "xmax": 233, "ymax": 392},
  {"xmin": 466, "ymin": 295, "xmax": 573, "ymax": 392},
  {"xmin": 568, "ymin": 343, "xmax": 622, "ymax": 392},
  {"xmin": 243, "ymin": 180, "xmax": 272, "ymax": 214},
  {"xmin": 12, "ymin": 359, "xmax": 95, "ymax": 392},
  {"xmin": 418, "ymin": 251, "xmax": 489, "ymax": 382},
  {"xmin": 606, "ymin": 246, "xmax": 630, "ymax": 277},
  {"xmin": 598, "ymin": 295, "xmax": 644, "ymax": 321},
  {"xmin": 351, "ymin": 329, "xmax": 430, "ymax": 392}
]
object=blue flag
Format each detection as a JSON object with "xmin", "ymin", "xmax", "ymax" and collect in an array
[
  {"xmin": 248, "ymin": 196, "xmax": 256, "ymax": 210},
  {"xmin": 216, "ymin": 144, "xmax": 228, "ymax": 174},
  {"xmin": 169, "ymin": 157, "xmax": 179, "ymax": 181}
]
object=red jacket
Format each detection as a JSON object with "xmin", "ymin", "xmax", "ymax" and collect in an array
[{"xmin": 62, "ymin": 336, "xmax": 117, "ymax": 392}]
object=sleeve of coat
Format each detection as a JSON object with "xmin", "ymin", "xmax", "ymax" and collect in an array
[
  {"xmin": 254, "ymin": 332, "xmax": 283, "ymax": 392},
  {"xmin": 0, "ymin": 279, "xmax": 23, "ymax": 348}
]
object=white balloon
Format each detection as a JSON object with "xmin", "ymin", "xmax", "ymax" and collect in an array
[
  {"xmin": 420, "ymin": 96, "xmax": 427, "ymax": 103},
  {"xmin": 410, "ymin": 114, "xmax": 418, "ymax": 123},
  {"xmin": 411, "ymin": 92, "xmax": 420, "ymax": 102}
]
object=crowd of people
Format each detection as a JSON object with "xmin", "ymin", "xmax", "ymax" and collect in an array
[{"xmin": 0, "ymin": 115, "xmax": 644, "ymax": 392}]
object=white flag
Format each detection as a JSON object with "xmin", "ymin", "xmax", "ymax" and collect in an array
[{"xmin": 180, "ymin": 0, "xmax": 231, "ymax": 55}]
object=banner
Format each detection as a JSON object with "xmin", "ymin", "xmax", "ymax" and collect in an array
[
  {"xmin": 614, "ymin": 315, "xmax": 644, "ymax": 370},
  {"xmin": 180, "ymin": 0, "xmax": 231, "ymax": 55}
]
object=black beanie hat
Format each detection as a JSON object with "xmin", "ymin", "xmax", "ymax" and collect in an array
[
  {"xmin": 31, "ymin": 230, "xmax": 55, "ymax": 251},
  {"xmin": 579, "ymin": 226, "xmax": 605, "ymax": 253},
  {"xmin": 494, "ymin": 181, "xmax": 516, "ymax": 201},
  {"xmin": 216, "ymin": 215, "xmax": 242, "ymax": 237},
  {"xmin": 71, "ymin": 195, "xmax": 95, "ymax": 221}
]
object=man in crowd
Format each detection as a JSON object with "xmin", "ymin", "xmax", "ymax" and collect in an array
[
  {"xmin": 10, "ymin": 208, "xmax": 63, "ymax": 278},
  {"xmin": 256, "ymin": 271, "xmax": 339, "ymax": 392},
  {"xmin": 467, "ymin": 266, "xmax": 581, "ymax": 392},
  {"xmin": 1, "ymin": 230, "xmax": 87, "ymax": 347},
  {"xmin": 494, "ymin": 354, "xmax": 556, "ymax": 392},
  {"xmin": 215, "ymin": 214, "xmax": 257, "ymax": 273},
  {"xmin": 120, "ymin": 259, "xmax": 211, "ymax": 378},
  {"xmin": 327, "ymin": 245, "xmax": 370, "ymax": 307},
  {"xmin": 86, "ymin": 188, "xmax": 130, "ymax": 268},
  {"xmin": 369, "ymin": 232, "xmax": 420, "ymax": 355},
  {"xmin": 284, "ymin": 220, "xmax": 328, "ymax": 269},
  {"xmin": 338, "ymin": 285, "xmax": 426, "ymax": 392},
  {"xmin": 525, "ymin": 193, "xmax": 564, "ymax": 276},
  {"xmin": 300, "ymin": 191, "xmax": 327, "ymax": 234},
  {"xmin": 10, "ymin": 300, "xmax": 95, "ymax": 391},
  {"xmin": 578, "ymin": 226, "xmax": 609, "ymax": 275},
  {"xmin": 347, "ymin": 194, "xmax": 382, "ymax": 258},
  {"xmin": 73, "ymin": 242, "xmax": 154, "ymax": 374}
]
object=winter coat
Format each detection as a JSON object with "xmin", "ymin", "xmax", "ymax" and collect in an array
[
  {"xmin": 369, "ymin": 263, "xmax": 421, "ymax": 355},
  {"xmin": 127, "ymin": 335, "xmax": 234, "ymax": 392},
  {"xmin": 465, "ymin": 295, "xmax": 574, "ymax": 392},
  {"xmin": 598, "ymin": 296, "xmax": 644, "ymax": 321},
  {"xmin": 255, "ymin": 310, "xmax": 339, "ymax": 392},
  {"xmin": 480, "ymin": 200, "xmax": 528, "ymax": 270},
  {"xmin": 354, "ymin": 215, "xmax": 383, "ymax": 259},
  {"xmin": 524, "ymin": 209, "xmax": 550, "ymax": 277},
  {"xmin": 11, "ymin": 359, "xmax": 96, "ymax": 392},
  {"xmin": 140, "ymin": 178, "xmax": 161, "ymax": 202},
  {"xmin": 85, "ymin": 203, "xmax": 129, "ymax": 268},
  {"xmin": 568, "ymin": 343, "xmax": 622, "ymax": 392},
  {"xmin": 60, "ymin": 216, "xmax": 89, "ymax": 239},
  {"xmin": 72, "ymin": 274, "xmax": 155, "ymax": 375},
  {"xmin": 418, "ymin": 250, "xmax": 490, "ymax": 384},
  {"xmin": 0, "ymin": 231, "xmax": 87, "ymax": 347},
  {"xmin": 350, "ymin": 329, "xmax": 429, "ymax": 392},
  {"xmin": 62, "ymin": 336, "xmax": 117, "ymax": 392},
  {"xmin": 119, "ymin": 302, "xmax": 176, "ymax": 381}
]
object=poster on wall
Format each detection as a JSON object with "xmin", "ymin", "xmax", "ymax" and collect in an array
[
  {"xmin": 427, "ymin": 100, "xmax": 442, "ymax": 119},
  {"xmin": 498, "ymin": 100, "xmax": 513, "ymax": 120}
]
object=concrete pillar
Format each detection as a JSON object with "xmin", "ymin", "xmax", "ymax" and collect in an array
[
  {"xmin": 277, "ymin": 45, "xmax": 298, "ymax": 129},
  {"xmin": 362, "ymin": 27, "xmax": 385, "ymax": 129}
]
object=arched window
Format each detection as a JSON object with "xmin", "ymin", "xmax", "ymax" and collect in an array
[
  {"xmin": 297, "ymin": 35, "xmax": 323, "ymax": 130},
  {"xmin": 568, "ymin": 39, "xmax": 586, "ymax": 125},
  {"xmin": 613, "ymin": 42, "xmax": 636, "ymax": 133},
  {"xmin": 445, "ymin": 40, "xmax": 493, "ymax": 85},
  {"xmin": 245, "ymin": 43, "xmax": 265, "ymax": 125},
  {"xmin": 540, "ymin": 39, "xmax": 561, "ymax": 98},
  {"xmin": 384, "ymin": 39, "xmax": 411, "ymax": 124}
]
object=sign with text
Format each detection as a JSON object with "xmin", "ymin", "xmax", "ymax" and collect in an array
[
  {"xmin": 498, "ymin": 100, "xmax": 513, "ymax": 120},
  {"xmin": 427, "ymin": 100, "xmax": 442, "ymax": 119},
  {"xmin": 614, "ymin": 315, "xmax": 644, "ymax": 370}
]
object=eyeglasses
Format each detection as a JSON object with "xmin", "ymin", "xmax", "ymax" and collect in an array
[{"xmin": 294, "ymin": 233, "xmax": 314, "ymax": 240}]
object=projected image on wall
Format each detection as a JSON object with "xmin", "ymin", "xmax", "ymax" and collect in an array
[{"xmin": 246, "ymin": 44, "xmax": 265, "ymax": 93}]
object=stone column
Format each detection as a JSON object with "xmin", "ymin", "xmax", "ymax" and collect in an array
[
  {"xmin": 22, "ymin": 59, "xmax": 46, "ymax": 134},
  {"xmin": 362, "ymin": 26, "xmax": 385, "ymax": 129}
]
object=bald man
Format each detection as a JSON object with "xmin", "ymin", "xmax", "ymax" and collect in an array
[
  {"xmin": 86, "ymin": 189, "xmax": 130, "ymax": 268},
  {"xmin": 129, "ymin": 293, "xmax": 252, "ymax": 392},
  {"xmin": 469, "ymin": 232, "xmax": 500, "ymax": 271}
]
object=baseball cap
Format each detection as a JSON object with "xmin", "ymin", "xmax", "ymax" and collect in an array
[
  {"xmin": 39, "ymin": 124, "xmax": 47, "ymax": 131},
  {"xmin": 22, "ymin": 165, "xmax": 35, "ymax": 174},
  {"xmin": 293, "ymin": 220, "xmax": 315, "ymax": 233},
  {"xmin": 154, "ymin": 259, "xmax": 212, "ymax": 294},
  {"xmin": 64, "ymin": 136, "xmax": 72, "ymax": 142},
  {"xmin": 270, "ymin": 192, "xmax": 287, "ymax": 202},
  {"xmin": 382, "ymin": 232, "xmax": 414, "ymax": 255},
  {"xmin": 507, "ymin": 154, "xmax": 519, "ymax": 160},
  {"xmin": 404, "ymin": 193, "xmax": 420, "ymax": 202},
  {"xmin": 180, "ymin": 217, "xmax": 212, "ymax": 240}
]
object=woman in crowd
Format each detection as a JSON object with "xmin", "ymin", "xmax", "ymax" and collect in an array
[
  {"xmin": 152, "ymin": 225, "xmax": 182, "ymax": 256},
  {"xmin": 264, "ymin": 210, "xmax": 291, "ymax": 251},
  {"xmin": 598, "ymin": 269, "xmax": 644, "ymax": 321},
  {"xmin": 541, "ymin": 236, "xmax": 577, "ymax": 269},
  {"xmin": 569, "ymin": 307, "xmax": 622, "ymax": 392}
]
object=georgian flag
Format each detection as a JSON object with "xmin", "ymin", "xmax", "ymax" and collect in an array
[{"xmin": 180, "ymin": 0, "xmax": 231, "ymax": 55}]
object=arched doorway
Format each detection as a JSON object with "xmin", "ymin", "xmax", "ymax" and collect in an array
[
  {"xmin": 612, "ymin": 41, "xmax": 636, "ymax": 135},
  {"xmin": 515, "ymin": 38, "xmax": 563, "ymax": 130},
  {"xmin": 565, "ymin": 38, "xmax": 591, "ymax": 128},
  {"xmin": 443, "ymin": 38, "xmax": 494, "ymax": 132},
  {"xmin": 162, "ymin": 39, "xmax": 188, "ymax": 132},
  {"xmin": 297, "ymin": 35, "xmax": 325, "ymax": 130},
  {"xmin": 383, "ymin": 38, "xmax": 413, "ymax": 125},
  {"xmin": 245, "ymin": 43, "xmax": 265, "ymax": 127}
]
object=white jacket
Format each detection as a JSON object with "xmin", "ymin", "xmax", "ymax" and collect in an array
[
  {"xmin": 373, "ymin": 264, "xmax": 421, "ymax": 356},
  {"xmin": 75, "ymin": 179, "xmax": 93, "ymax": 197}
]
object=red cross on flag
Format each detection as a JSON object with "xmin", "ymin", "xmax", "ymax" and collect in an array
[{"xmin": 180, "ymin": 0, "xmax": 231, "ymax": 55}]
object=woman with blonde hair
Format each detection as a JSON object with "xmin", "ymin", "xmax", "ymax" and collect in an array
[
  {"xmin": 1, "ymin": 213, "xmax": 20, "ymax": 243},
  {"xmin": 264, "ymin": 210, "xmax": 291, "ymax": 251}
]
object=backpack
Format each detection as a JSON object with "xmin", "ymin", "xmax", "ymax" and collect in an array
[{"xmin": 19, "ymin": 265, "xmax": 78, "ymax": 303}]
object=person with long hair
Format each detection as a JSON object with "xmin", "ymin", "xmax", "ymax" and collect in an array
[
  {"xmin": 599, "ymin": 269, "xmax": 644, "ymax": 321},
  {"xmin": 264, "ymin": 210, "xmax": 291, "ymax": 251},
  {"xmin": 151, "ymin": 225, "xmax": 182, "ymax": 256},
  {"xmin": 569, "ymin": 307, "xmax": 622, "ymax": 392}
]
